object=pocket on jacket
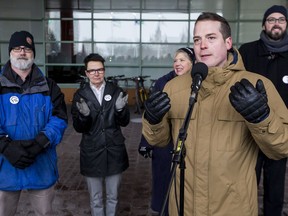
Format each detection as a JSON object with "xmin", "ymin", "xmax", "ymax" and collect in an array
[
  {"xmin": 33, "ymin": 104, "xmax": 46, "ymax": 126},
  {"xmin": 216, "ymin": 107, "xmax": 249, "ymax": 152}
]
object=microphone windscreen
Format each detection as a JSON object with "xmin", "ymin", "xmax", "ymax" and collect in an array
[{"xmin": 191, "ymin": 62, "xmax": 208, "ymax": 80}]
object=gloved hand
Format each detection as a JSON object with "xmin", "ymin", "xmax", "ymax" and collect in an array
[
  {"xmin": 0, "ymin": 136, "xmax": 10, "ymax": 153},
  {"xmin": 0, "ymin": 137, "xmax": 34, "ymax": 169},
  {"xmin": 115, "ymin": 92, "xmax": 128, "ymax": 112},
  {"xmin": 229, "ymin": 79, "xmax": 270, "ymax": 123},
  {"xmin": 138, "ymin": 145, "xmax": 153, "ymax": 158},
  {"xmin": 21, "ymin": 132, "xmax": 50, "ymax": 158},
  {"xmin": 76, "ymin": 98, "xmax": 90, "ymax": 116},
  {"xmin": 144, "ymin": 91, "xmax": 171, "ymax": 124}
]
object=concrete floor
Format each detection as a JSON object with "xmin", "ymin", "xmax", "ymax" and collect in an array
[{"xmin": 14, "ymin": 106, "xmax": 288, "ymax": 216}]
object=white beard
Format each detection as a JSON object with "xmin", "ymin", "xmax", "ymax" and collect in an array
[{"xmin": 10, "ymin": 55, "xmax": 34, "ymax": 70}]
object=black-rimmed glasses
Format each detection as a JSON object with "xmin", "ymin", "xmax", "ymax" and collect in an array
[
  {"xmin": 86, "ymin": 68, "xmax": 105, "ymax": 75},
  {"xmin": 12, "ymin": 47, "xmax": 33, "ymax": 53},
  {"xmin": 266, "ymin": 17, "xmax": 287, "ymax": 24}
]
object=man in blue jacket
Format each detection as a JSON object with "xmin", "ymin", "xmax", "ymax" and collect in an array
[
  {"xmin": 0, "ymin": 31, "xmax": 68, "ymax": 216},
  {"xmin": 239, "ymin": 5, "xmax": 288, "ymax": 216}
]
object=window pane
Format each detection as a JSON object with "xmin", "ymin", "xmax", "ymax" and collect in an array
[
  {"xmin": 0, "ymin": 21, "xmax": 42, "ymax": 41},
  {"xmin": 239, "ymin": 0, "xmax": 287, "ymax": 20},
  {"xmin": 238, "ymin": 22, "xmax": 262, "ymax": 44},
  {"xmin": 144, "ymin": 0, "xmax": 188, "ymax": 10},
  {"xmin": 46, "ymin": 42, "xmax": 92, "ymax": 64},
  {"xmin": 142, "ymin": 12, "xmax": 188, "ymax": 20},
  {"xmin": 94, "ymin": 21, "xmax": 140, "ymax": 42},
  {"xmin": 93, "ymin": 0, "xmax": 140, "ymax": 9},
  {"xmin": 142, "ymin": 44, "xmax": 189, "ymax": 66},
  {"xmin": 93, "ymin": 12, "xmax": 140, "ymax": 19},
  {"xmin": 189, "ymin": 0, "xmax": 238, "ymax": 20},
  {"xmin": 46, "ymin": 0, "xmax": 92, "ymax": 10},
  {"xmin": 47, "ymin": 66, "xmax": 85, "ymax": 84},
  {"xmin": 0, "ymin": 0, "xmax": 43, "ymax": 19},
  {"xmin": 46, "ymin": 20, "xmax": 61, "ymax": 41},
  {"xmin": 34, "ymin": 44, "xmax": 45, "ymax": 65},
  {"xmin": 142, "ymin": 21, "xmax": 188, "ymax": 43},
  {"xmin": 94, "ymin": 43, "xmax": 139, "ymax": 66},
  {"xmin": 229, "ymin": 22, "xmax": 238, "ymax": 44},
  {"xmin": 0, "ymin": 43, "xmax": 9, "ymax": 64},
  {"xmin": 47, "ymin": 20, "xmax": 92, "ymax": 42}
]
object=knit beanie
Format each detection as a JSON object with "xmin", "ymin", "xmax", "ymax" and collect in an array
[
  {"xmin": 8, "ymin": 31, "xmax": 35, "ymax": 57},
  {"xmin": 178, "ymin": 47, "xmax": 196, "ymax": 64},
  {"xmin": 262, "ymin": 5, "xmax": 287, "ymax": 26}
]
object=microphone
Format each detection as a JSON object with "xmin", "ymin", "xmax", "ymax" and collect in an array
[{"xmin": 191, "ymin": 62, "xmax": 208, "ymax": 93}]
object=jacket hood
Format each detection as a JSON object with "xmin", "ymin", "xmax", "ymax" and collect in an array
[{"xmin": 200, "ymin": 48, "xmax": 245, "ymax": 98}]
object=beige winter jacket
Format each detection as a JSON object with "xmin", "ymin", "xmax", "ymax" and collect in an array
[{"xmin": 142, "ymin": 49, "xmax": 288, "ymax": 216}]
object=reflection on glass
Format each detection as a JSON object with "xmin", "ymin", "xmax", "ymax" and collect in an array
[
  {"xmin": 0, "ymin": 0, "xmax": 43, "ymax": 19},
  {"xmin": 238, "ymin": 22, "xmax": 261, "ymax": 44},
  {"xmin": 143, "ymin": 0, "xmax": 188, "ymax": 10},
  {"xmin": 142, "ymin": 12, "xmax": 188, "ymax": 20},
  {"xmin": 0, "ymin": 21, "xmax": 42, "ymax": 40},
  {"xmin": 46, "ymin": 19, "xmax": 92, "ymax": 42},
  {"xmin": 93, "ymin": 12, "xmax": 140, "ymax": 19},
  {"xmin": 94, "ymin": 21, "xmax": 140, "ymax": 42},
  {"xmin": 47, "ymin": 65, "xmax": 85, "ymax": 84},
  {"xmin": 142, "ymin": 21, "xmax": 188, "ymax": 43},
  {"xmin": 46, "ymin": 42, "xmax": 92, "ymax": 64},
  {"xmin": 93, "ymin": 0, "xmax": 141, "ymax": 10},
  {"xmin": 94, "ymin": 43, "xmax": 139, "ymax": 65},
  {"xmin": 142, "ymin": 44, "xmax": 188, "ymax": 66},
  {"xmin": 46, "ymin": 20, "xmax": 61, "ymax": 41}
]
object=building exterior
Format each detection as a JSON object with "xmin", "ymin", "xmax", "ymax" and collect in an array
[{"xmin": 0, "ymin": 0, "xmax": 287, "ymax": 103}]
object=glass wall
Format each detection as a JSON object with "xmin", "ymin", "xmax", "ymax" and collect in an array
[{"xmin": 0, "ymin": 0, "xmax": 287, "ymax": 88}]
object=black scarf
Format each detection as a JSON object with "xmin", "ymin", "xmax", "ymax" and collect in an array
[{"xmin": 260, "ymin": 31, "xmax": 288, "ymax": 53}]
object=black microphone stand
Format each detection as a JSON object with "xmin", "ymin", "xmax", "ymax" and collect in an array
[{"xmin": 160, "ymin": 88, "xmax": 199, "ymax": 216}]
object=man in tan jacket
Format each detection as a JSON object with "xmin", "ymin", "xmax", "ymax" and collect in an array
[{"xmin": 142, "ymin": 12, "xmax": 288, "ymax": 216}]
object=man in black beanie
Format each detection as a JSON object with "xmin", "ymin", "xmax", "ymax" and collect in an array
[
  {"xmin": 0, "ymin": 30, "xmax": 68, "ymax": 216},
  {"xmin": 239, "ymin": 5, "xmax": 288, "ymax": 216}
]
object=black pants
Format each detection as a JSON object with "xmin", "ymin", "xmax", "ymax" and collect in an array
[{"xmin": 256, "ymin": 150, "xmax": 287, "ymax": 216}]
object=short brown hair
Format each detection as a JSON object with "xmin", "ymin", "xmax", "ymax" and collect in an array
[{"xmin": 196, "ymin": 12, "xmax": 231, "ymax": 40}]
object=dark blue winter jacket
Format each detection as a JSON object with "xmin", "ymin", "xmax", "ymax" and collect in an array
[{"xmin": 0, "ymin": 61, "xmax": 67, "ymax": 191}]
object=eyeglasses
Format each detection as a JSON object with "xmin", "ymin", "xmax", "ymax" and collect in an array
[
  {"xmin": 266, "ymin": 17, "xmax": 287, "ymax": 24},
  {"xmin": 12, "ymin": 47, "xmax": 33, "ymax": 53},
  {"xmin": 86, "ymin": 68, "xmax": 105, "ymax": 75}
]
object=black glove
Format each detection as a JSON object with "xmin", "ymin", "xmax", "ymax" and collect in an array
[
  {"xmin": 0, "ymin": 137, "xmax": 34, "ymax": 169},
  {"xmin": 144, "ymin": 91, "xmax": 171, "ymax": 124},
  {"xmin": 229, "ymin": 79, "xmax": 270, "ymax": 123},
  {"xmin": 138, "ymin": 145, "xmax": 153, "ymax": 158},
  {"xmin": 0, "ymin": 136, "xmax": 9, "ymax": 153},
  {"xmin": 22, "ymin": 132, "xmax": 50, "ymax": 158}
]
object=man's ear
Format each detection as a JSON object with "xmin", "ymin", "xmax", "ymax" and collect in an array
[{"xmin": 225, "ymin": 36, "xmax": 233, "ymax": 50}]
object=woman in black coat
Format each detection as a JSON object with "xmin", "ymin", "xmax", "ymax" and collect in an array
[
  {"xmin": 138, "ymin": 47, "xmax": 195, "ymax": 215},
  {"xmin": 71, "ymin": 53, "xmax": 130, "ymax": 216}
]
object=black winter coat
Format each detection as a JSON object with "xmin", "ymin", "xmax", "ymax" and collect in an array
[
  {"xmin": 71, "ymin": 82, "xmax": 130, "ymax": 177},
  {"xmin": 239, "ymin": 39, "xmax": 288, "ymax": 107}
]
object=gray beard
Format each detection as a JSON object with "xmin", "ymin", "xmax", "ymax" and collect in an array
[{"xmin": 10, "ymin": 56, "xmax": 34, "ymax": 70}]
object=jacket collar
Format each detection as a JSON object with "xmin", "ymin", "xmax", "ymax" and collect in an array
[{"xmin": 0, "ymin": 61, "xmax": 48, "ymax": 93}]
